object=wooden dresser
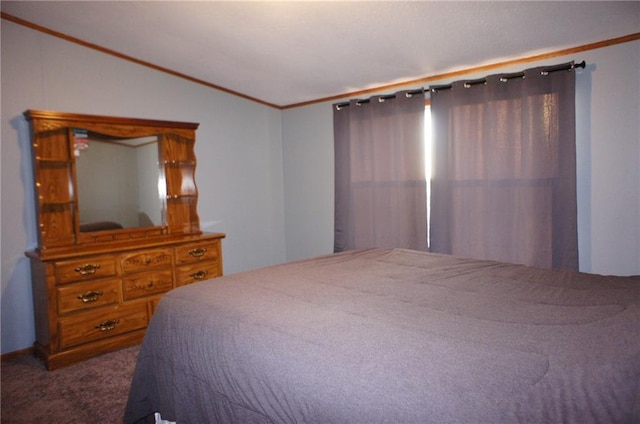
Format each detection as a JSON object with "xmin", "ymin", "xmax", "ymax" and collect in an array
[{"xmin": 24, "ymin": 110, "xmax": 225, "ymax": 370}]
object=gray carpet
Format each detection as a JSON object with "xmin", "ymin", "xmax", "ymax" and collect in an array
[{"xmin": 1, "ymin": 345, "xmax": 140, "ymax": 424}]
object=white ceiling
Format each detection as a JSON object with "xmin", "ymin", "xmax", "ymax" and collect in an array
[{"xmin": 2, "ymin": 1, "xmax": 639, "ymax": 108}]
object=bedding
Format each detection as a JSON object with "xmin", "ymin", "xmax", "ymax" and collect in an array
[
  {"xmin": 79, "ymin": 220, "xmax": 123, "ymax": 232},
  {"xmin": 124, "ymin": 248, "xmax": 640, "ymax": 423}
]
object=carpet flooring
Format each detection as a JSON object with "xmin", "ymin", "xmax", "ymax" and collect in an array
[{"xmin": 1, "ymin": 345, "xmax": 140, "ymax": 424}]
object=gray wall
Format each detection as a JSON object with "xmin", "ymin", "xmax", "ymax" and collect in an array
[{"xmin": 2, "ymin": 19, "xmax": 639, "ymax": 355}]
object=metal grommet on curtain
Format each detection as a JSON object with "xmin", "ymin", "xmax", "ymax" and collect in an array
[
  {"xmin": 540, "ymin": 60, "xmax": 586, "ymax": 76},
  {"xmin": 463, "ymin": 79, "xmax": 487, "ymax": 88},
  {"xmin": 499, "ymin": 72, "xmax": 525, "ymax": 83}
]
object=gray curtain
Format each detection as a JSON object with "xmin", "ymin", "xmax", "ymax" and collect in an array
[
  {"xmin": 430, "ymin": 64, "xmax": 578, "ymax": 270},
  {"xmin": 334, "ymin": 90, "xmax": 427, "ymax": 252}
]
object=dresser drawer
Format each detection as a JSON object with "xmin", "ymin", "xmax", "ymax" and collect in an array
[
  {"xmin": 121, "ymin": 248, "xmax": 173, "ymax": 273},
  {"xmin": 149, "ymin": 297, "xmax": 162, "ymax": 317},
  {"xmin": 57, "ymin": 279, "xmax": 121, "ymax": 315},
  {"xmin": 176, "ymin": 261, "xmax": 221, "ymax": 286},
  {"xmin": 123, "ymin": 269, "xmax": 174, "ymax": 301},
  {"xmin": 55, "ymin": 256, "xmax": 117, "ymax": 284},
  {"xmin": 58, "ymin": 304, "xmax": 148, "ymax": 350},
  {"xmin": 175, "ymin": 241, "xmax": 220, "ymax": 265}
]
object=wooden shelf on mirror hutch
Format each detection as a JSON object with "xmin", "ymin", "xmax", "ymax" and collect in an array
[{"xmin": 24, "ymin": 110, "xmax": 225, "ymax": 370}]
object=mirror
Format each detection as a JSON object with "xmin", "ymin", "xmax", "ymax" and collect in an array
[
  {"xmin": 74, "ymin": 129, "xmax": 164, "ymax": 232},
  {"xmin": 25, "ymin": 109, "xmax": 201, "ymax": 248}
]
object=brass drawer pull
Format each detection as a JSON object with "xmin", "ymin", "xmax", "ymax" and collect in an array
[
  {"xmin": 94, "ymin": 319, "xmax": 120, "ymax": 332},
  {"xmin": 188, "ymin": 247, "xmax": 207, "ymax": 258},
  {"xmin": 190, "ymin": 270, "xmax": 209, "ymax": 280},
  {"xmin": 77, "ymin": 290, "xmax": 104, "ymax": 303},
  {"xmin": 74, "ymin": 264, "xmax": 101, "ymax": 275}
]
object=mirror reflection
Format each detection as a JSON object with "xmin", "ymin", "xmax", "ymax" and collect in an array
[{"xmin": 74, "ymin": 129, "xmax": 163, "ymax": 232}]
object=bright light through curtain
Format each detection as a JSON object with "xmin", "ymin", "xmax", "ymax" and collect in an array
[
  {"xmin": 334, "ymin": 90, "xmax": 427, "ymax": 252},
  {"xmin": 430, "ymin": 64, "xmax": 578, "ymax": 270}
]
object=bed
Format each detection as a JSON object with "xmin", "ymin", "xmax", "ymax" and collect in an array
[{"xmin": 124, "ymin": 248, "xmax": 640, "ymax": 423}]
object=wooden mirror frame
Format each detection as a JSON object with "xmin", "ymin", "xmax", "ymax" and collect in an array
[{"xmin": 25, "ymin": 110, "xmax": 202, "ymax": 253}]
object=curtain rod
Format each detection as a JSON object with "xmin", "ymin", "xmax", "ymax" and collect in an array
[
  {"xmin": 335, "ymin": 60, "xmax": 585, "ymax": 109},
  {"xmin": 335, "ymin": 89, "xmax": 425, "ymax": 109},
  {"xmin": 429, "ymin": 60, "xmax": 586, "ymax": 92}
]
